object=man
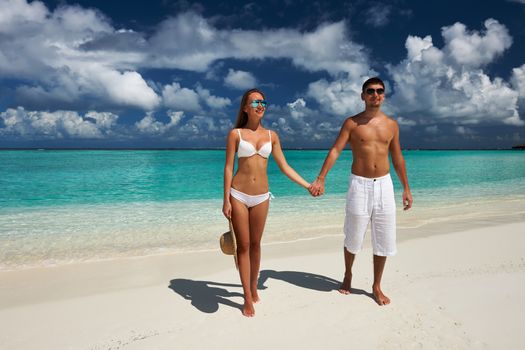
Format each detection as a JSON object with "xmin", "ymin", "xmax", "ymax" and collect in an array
[{"xmin": 310, "ymin": 77, "xmax": 413, "ymax": 305}]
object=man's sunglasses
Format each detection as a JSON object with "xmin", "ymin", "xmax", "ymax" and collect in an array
[
  {"xmin": 365, "ymin": 88, "xmax": 385, "ymax": 95},
  {"xmin": 250, "ymin": 100, "xmax": 268, "ymax": 108}
]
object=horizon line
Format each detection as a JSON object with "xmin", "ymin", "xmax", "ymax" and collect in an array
[{"xmin": 0, "ymin": 147, "xmax": 522, "ymax": 151}]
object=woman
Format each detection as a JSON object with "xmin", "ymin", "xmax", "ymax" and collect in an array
[{"xmin": 223, "ymin": 88, "xmax": 311, "ymax": 317}]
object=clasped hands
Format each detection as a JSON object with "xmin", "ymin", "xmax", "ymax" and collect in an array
[{"xmin": 308, "ymin": 177, "xmax": 325, "ymax": 197}]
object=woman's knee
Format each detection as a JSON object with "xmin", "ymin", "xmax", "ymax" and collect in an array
[
  {"xmin": 237, "ymin": 241, "xmax": 250, "ymax": 254},
  {"xmin": 250, "ymin": 241, "xmax": 261, "ymax": 253}
]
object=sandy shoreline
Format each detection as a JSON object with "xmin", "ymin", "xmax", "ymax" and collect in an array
[
  {"xmin": 1, "ymin": 221, "xmax": 525, "ymax": 349},
  {"xmin": 2, "ymin": 194, "xmax": 524, "ymax": 271}
]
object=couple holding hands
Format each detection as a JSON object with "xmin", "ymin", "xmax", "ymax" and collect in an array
[{"xmin": 222, "ymin": 77, "xmax": 413, "ymax": 317}]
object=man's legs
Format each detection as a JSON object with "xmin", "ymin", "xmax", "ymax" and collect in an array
[
  {"xmin": 372, "ymin": 255, "xmax": 390, "ymax": 305},
  {"xmin": 338, "ymin": 247, "xmax": 356, "ymax": 294},
  {"xmin": 370, "ymin": 174, "xmax": 396, "ymax": 305},
  {"xmin": 342, "ymin": 174, "xmax": 370, "ymax": 295}
]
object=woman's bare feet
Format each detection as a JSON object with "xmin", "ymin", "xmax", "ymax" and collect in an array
[
  {"xmin": 242, "ymin": 301, "xmax": 255, "ymax": 317},
  {"xmin": 338, "ymin": 275, "xmax": 352, "ymax": 295},
  {"xmin": 372, "ymin": 285, "xmax": 390, "ymax": 305},
  {"xmin": 251, "ymin": 289, "xmax": 260, "ymax": 303}
]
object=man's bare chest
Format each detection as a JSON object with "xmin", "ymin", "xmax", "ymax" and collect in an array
[{"xmin": 350, "ymin": 124, "xmax": 393, "ymax": 145}]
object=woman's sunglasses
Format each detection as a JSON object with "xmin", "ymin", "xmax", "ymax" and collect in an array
[{"xmin": 250, "ymin": 100, "xmax": 268, "ymax": 108}]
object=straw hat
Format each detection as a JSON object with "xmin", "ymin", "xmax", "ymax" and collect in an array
[{"xmin": 220, "ymin": 219, "xmax": 238, "ymax": 269}]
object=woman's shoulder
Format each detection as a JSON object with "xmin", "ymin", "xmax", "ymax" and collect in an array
[{"xmin": 227, "ymin": 128, "xmax": 240, "ymax": 140}]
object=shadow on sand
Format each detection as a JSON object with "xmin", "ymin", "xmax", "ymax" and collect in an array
[
  {"xmin": 168, "ymin": 279, "xmax": 243, "ymax": 313},
  {"xmin": 169, "ymin": 271, "xmax": 376, "ymax": 314},
  {"xmin": 258, "ymin": 270, "xmax": 375, "ymax": 300}
]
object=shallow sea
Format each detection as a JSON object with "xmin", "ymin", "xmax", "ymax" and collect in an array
[{"xmin": 1, "ymin": 150, "xmax": 524, "ymax": 269}]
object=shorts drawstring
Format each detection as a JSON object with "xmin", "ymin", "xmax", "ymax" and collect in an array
[
  {"xmin": 363, "ymin": 180, "xmax": 367, "ymax": 213},
  {"xmin": 351, "ymin": 174, "xmax": 389, "ymax": 213},
  {"xmin": 380, "ymin": 180, "xmax": 384, "ymax": 210}
]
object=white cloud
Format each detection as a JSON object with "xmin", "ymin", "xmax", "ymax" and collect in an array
[
  {"xmin": 511, "ymin": 64, "xmax": 525, "ymax": 97},
  {"xmin": 397, "ymin": 117, "xmax": 417, "ymax": 127},
  {"xmin": 177, "ymin": 115, "xmax": 232, "ymax": 141},
  {"xmin": 455, "ymin": 126, "xmax": 475, "ymax": 135},
  {"xmin": 442, "ymin": 19, "xmax": 512, "ymax": 68},
  {"xmin": 511, "ymin": 64, "xmax": 525, "ymax": 115},
  {"xmin": 133, "ymin": 110, "xmax": 231, "ymax": 141},
  {"xmin": 85, "ymin": 111, "xmax": 119, "ymax": 129},
  {"xmin": 147, "ymin": 13, "xmax": 369, "ymax": 77},
  {"xmin": 0, "ymin": 2, "xmax": 370, "ymax": 113},
  {"xmin": 95, "ymin": 69, "xmax": 160, "ymax": 110},
  {"xmin": 364, "ymin": 4, "xmax": 392, "ymax": 28},
  {"xmin": 287, "ymin": 98, "xmax": 307, "ymax": 120},
  {"xmin": 0, "ymin": 3, "xmax": 522, "ymax": 146},
  {"xmin": 388, "ymin": 19, "xmax": 523, "ymax": 126},
  {"xmin": 406, "ymin": 35, "xmax": 434, "ymax": 62},
  {"xmin": 0, "ymin": 0, "xmax": 158, "ymax": 110},
  {"xmin": 135, "ymin": 113, "xmax": 166, "ymax": 135},
  {"xmin": 261, "ymin": 98, "xmax": 341, "ymax": 144},
  {"xmin": 0, "ymin": 107, "xmax": 117, "ymax": 139},
  {"xmin": 167, "ymin": 110, "xmax": 185, "ymax": 125},
  {"xmin": 306, "ymin": 76, "xmax": 370, "ymax": 116},
  {"xmin": 0, "ymin": 0, "xmax": 48, "ymax": 32},
  {"xmin": 287, "ymin": 98, "xmax": 306, "ymax": 109},
  {"xmin": 161, "ymin": 83, "xmax": 231, "ymax": 112},
  {"xmin": 60, "ymin": 11, "xmax": 362, "ymax": 78},
  {"xmin": 274, "ymin": 116, "xmax": 295, "ymax": 135},
  {"xmin": 196, "ymin": 85, "xmax": 231, "ymax": 109},
  {"xmin": 135, "ymin": 111, "xmax": 184, "ymax": 135},
  {"xmin": 224, "ymin": 69, "xmax": 257, "ymax": 90},
  {"xmin": 162, "ymin": 83, "xmax": 202, "ymax": 112}
]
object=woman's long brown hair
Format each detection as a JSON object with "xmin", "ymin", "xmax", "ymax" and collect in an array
[{"xmin": 233, "ymin": 88, "xmax": 266, "ymax": 128}]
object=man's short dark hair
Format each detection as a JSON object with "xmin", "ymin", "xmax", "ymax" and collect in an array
[{"xmin": 362, "ymin": 77, "xmax": 385, "ymax": 92}]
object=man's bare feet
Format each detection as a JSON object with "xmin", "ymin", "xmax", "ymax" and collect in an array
[
  {"xmin": 372, "ymin": 285, "xmax": 390, "ymax": 305},
  {"xmin": 338, "ymin": 275, "xmax": 352, "ymax": 295},
  {"xmin": 242, "ymin": 301, "xmax": 255, "ymax": 317}
]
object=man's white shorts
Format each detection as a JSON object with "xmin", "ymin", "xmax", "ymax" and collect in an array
[{"xmin": 344, "ymin": 173, "xmax": 397, "ymax": 256}]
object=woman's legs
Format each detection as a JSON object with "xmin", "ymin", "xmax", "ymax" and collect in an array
[
  {"xmin": 230, "ymin": 196, "xmax": 253, "ymax": 316},
  {"xmin": 248, "ymin": 199, "xmax": 269, "ymax": 303},
  {"xmin": 230, "ymin": 195, "xmax": 269, "ymax": 317}
]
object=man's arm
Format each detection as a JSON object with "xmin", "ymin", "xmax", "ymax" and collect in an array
[
  {"xmin": 310, "ymin": 118, "xmax": 353, "ymax": 196},
  {"xmin": 389, "ymin": 121, "xmax": 413, "ymax": 210}
]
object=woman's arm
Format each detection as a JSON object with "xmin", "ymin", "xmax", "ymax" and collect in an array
[
  {"xmin": 223, "ymin": 129, "xmax": 237, "ymax": 218},
  {"xmin": 270, "ymin": 131, "xmax": 310, "ymax": 189}
]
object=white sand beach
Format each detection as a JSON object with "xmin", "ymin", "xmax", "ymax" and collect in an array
[{"xmin": 1, "ymin": 220, "xmax": 524, "ymax": 350}]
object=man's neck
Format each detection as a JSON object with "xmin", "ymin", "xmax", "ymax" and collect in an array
[{"xmin": 362, "ymin": 106, "xmax": 381, "ymax": 119}]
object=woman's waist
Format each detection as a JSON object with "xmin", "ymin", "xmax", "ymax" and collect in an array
[{"xmin": 231, "ymin": 174, "xmax": 269, "ymax": 194}]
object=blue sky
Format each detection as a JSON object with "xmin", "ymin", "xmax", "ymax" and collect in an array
[{"xmin": 1, "ymin": 0, "xmax": 524, "ymax": 149}]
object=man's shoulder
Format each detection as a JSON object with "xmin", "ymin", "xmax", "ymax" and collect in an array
[
  {"xmin": 340, "ymin": 115, "xmax": 357, "ymax": 133},
  {"xmin": 344, "ymin": 113, "xmax": 363, "ymax": 125},
  {"xmin": 383, "ymin": 114, "xmax": 399, "ymax": 128},
  {"xmin": 373, "ymin": 112, "xmax": 397, "ymax": 126}
]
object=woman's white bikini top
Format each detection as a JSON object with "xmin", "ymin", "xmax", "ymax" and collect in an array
[{"xmin": 237, "ymin": 129, "xmax": 272, "ymax": 159}]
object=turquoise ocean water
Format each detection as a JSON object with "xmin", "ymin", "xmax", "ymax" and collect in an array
[{"xmin": 1, "ymin": 150, "xmax": 524, "ymax": 269}]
